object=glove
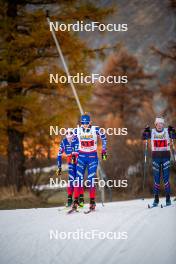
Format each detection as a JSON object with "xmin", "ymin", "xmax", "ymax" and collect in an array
[
  {"xmin": 144, "ymin": 126, "xmax": 150, "ymax": 133},
  {"xmin": 168, "ymin": 126, "xmax": 176, "ymax": 139},
  {"xmin": 102, "ymin": 150, "xmax": 107, "ymax": 161},
  {"xmin": 71, "ymin": 154, "xmax": 76, "ymax": 164},
  {"xmin": 168, "ymin": 125, "xmax": 175, "ymax": 133},
  {"xmin": 142, "ymin": 126, "xmax": 151, "ymax": 140},
  {"xmin": 56, "ymin": 167, "xmax": 62, "ymax": 176},
  {"xmin": 71, "ymin": 153, "xmax": 78, "ymax": 164}
]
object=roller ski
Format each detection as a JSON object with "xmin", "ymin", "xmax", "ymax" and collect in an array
[{"xmin": 148, "ymin": 204, "xmax": 159, "ymax": 209}]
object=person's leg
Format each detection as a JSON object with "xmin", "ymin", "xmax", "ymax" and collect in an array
[
  {"xmin": 67, "ymin": 163, "xmax": 76, "ymax": 206},
  {"xmin": 77, "ymin": 158, "xmax": 85, "ymax": 205},
  {"xmin": 73, "ymin": 155, "xmax": 86, "ymax": 207},
  {"xmin": 87, "ymin": 155, "xmax": 98, "ymax": 209},
  {"xmin": 77, "ymin": 158, "xmax": 85, "ymax": 207},
  {"xmin": 67, "ymin": 163, "xmax": 75, "ymax": 195},
  {"xmin": 152, "ymin": 158, "xmax": 161, "ymax": 205},
  {"xmin": 162, "ymin": 157, "xmax": 171, "ymax": 205}
]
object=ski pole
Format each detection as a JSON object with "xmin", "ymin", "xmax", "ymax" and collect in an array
[
  {"xmin": 142, "ymin": 139, "xmax": 148, "ymax": 200},
  {"xmin": 46, "ymin": 11, "xmax": 84, "ymax": 115},
  {"xmin": 171, "ymin": 132, "xmax": 176, "ymax": 163},
  {"xmin": 96, "ymin": 163, "xmax": 103, "ymax": 206}
]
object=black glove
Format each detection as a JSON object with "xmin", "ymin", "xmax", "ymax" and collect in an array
[
  {"xmin": 168, "ymin": 126, "xmax": 176, "ymax": 139},
  {"xmin": 142, "ymin": 126, "xmax": 151, "ymax": 140},
  {"xmin": 71, "ymin": 154, "xmax": 76, "ymax": 164},
  {"xmin": 56, "ymin": 167, "xmax": 62, "ymax": 176},
  {"xmin": 168, "ymin": 125, "xmax": 175, "ymax": 133},
  {"xmin": 71, "ymin": 153, "xmax": 78, "ymax": 164},
  {"xmin": 144, "ymin": 126, "xmax": 150, "ymax": 133}
]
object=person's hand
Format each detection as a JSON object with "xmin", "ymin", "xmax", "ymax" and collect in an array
[
  {"xmin": 71, "ymin": 154, "xmax": 76, "ymax": 164},
  {"xmin": 144, "ymin": 125, "xmax": 150, "ymax": 133},
  {"xmin": 142, "ymin": 125, "xmax": 151, "ymax": 140},
  {"xmin": 71, "ymin": 153, "xmax": 78, "ymax": 164},
  {"xmin": 168, "ymin": 125, "xmax": 174, "ymax": 132},
  {"xmin": 102, "ymin": 150, "xmax": 107, "ymax": 161},
  {"xmin": 56, "ymin": 167, "xmax": 62, "ymax": 176}
]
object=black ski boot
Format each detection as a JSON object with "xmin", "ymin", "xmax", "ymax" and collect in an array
[
  {"xmin": 89, "ymin": 198, "xmax": 96, "ymax": 211},
  {"xmin": 166, "ymin": 194, "xmax": 171, "ymax": 206},
  {"xmin": 153, "ymin": 194, "xmax": 159, "ymax": 207},
  {"xmin": 67, "ymin": 198, "xmax": 79, "ymax": 214},
  {"xmin": 72, "ymin": 199, "xmax": 79, "ymax": 210},
  {"xmin": 66, "ymin": 195, "xmax": 73, "ymax": 207}
]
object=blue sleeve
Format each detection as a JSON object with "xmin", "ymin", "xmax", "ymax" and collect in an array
[
  {"xmin": 72, "ymin": 137, "xmax": 79, "ymax": 154},
  {"xmin": 96, "ymin": 126, "xmax": 107, "ymax": 151},
  {"xmin": 72, "ymin": 128, "xmax": 79, "ymax": 151},
  {"xmin": 73, "ymin": 127, "xmax": 78, "ymax": 137},
  {"xmin": 57, "ymin": 140, "xmax": 65, "ymax": 167}
]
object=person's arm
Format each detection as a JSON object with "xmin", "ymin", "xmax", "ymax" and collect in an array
[
  {"xmin": 71, "ymin": 137, "xmax": 79, "ymax": 164},
  {"xmin": 57, "ymin": 140, "xmax": 64, "ymax": 174},
  {"xmin": 168, "ymin": 126, "xmax": 176, "ymax": 139},
  {"xmin": 142, "ymin": 126, "xmax": 151, "ymax": 140},
  {"xmin": 96, "ymin": 126, "xmax": 107, "ymax": 160}
]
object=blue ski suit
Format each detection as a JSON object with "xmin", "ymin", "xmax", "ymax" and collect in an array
[
  {"xmin": 73, "ymin": 125, "xmax": 107, "ymax": 199},
  {"xmin": 143, "ymin": 126, "xmax": 176, "ymax": 195}
]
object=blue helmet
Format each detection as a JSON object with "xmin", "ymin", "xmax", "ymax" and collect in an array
[{"xmin": 81, "ymin": 114, "xmax": 91, "ymax": 125}]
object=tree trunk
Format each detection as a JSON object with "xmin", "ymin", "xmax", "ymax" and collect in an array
[
  {"xmin": 6, "ymin": 84, "xmax": 26, "ymax": 191},
  {"xmin": 7, "ymin": 126, "xmax": 25, "ymax": 191},
  {"xmin": 6, "ymin": 0, "xmax": 25, "ymax": 192}
]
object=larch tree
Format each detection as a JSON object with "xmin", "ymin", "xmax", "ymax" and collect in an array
[{"xmin": 0, "ymin": 0, "xmax": 114, "ymax": 191}]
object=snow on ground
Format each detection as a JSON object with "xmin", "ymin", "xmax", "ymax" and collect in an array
[{"xmin": 0, "ymin": 198, "xmax": 176, "ymax": 264}]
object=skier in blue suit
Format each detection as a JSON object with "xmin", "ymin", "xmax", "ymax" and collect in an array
[
  {"xmin": 57, "ymin": 129, "xmax": 79, "ymax": 207},
  {"xmin": 72, "ymin": 113, "xmax": 107, "ymax": 211}
]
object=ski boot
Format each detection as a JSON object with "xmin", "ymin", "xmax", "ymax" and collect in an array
[
  {"xmin": 67, "ymin": 199, "xmax": 79, "ymax": 214},
  {"xmin": 72, "ymin": 199, "xmax": 79, "ymax": 210},
  {"xmin": 84, "ymin": 199, "xmax": 96, "ymax": 214},
  {"xmin": 66, "ymin": 195, "xmax": 73, "ymax": 207},
  {"xmin": 152, "ymin": 194, "xmax": 159, "ymax": 207},
  {"xmin": 89, "ymin": 198, "xmax": 96, "ymax": 211},
  {"xmin": 79, "ymin": 194, "xmax": 84, "ymax": 208},
  {"xmin": 166, "ymin": 194, "xmax": 171, "ymax": 206}
]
